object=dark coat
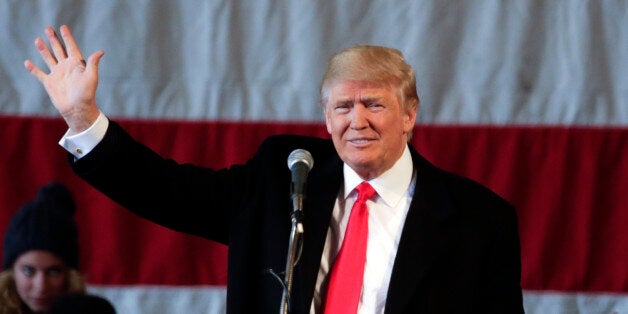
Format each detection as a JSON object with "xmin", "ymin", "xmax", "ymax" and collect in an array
[{"xmin": 71, "ymin": 121, "xmax": 523, "ymax": 313}]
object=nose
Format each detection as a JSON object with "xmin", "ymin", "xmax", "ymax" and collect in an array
[
  {"xmin": 350, "ymin": 105, "xmax": 369, "ymax": 129},
  {"xmin": 32, "ymin": 272, "xmax": 48, "ymax": 294}
]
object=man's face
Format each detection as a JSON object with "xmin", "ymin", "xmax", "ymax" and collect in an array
[
  {"xmin": 324, "ymin": 80, "xmax": 416, "ymax": 179},
  {"xmin": 13, "ymin": 250, "xmax": 69, "ymax": 312}
]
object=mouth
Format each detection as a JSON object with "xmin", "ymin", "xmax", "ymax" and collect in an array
[{"xmin": 348, "ymin": 138, "xmax": 375, "ymax": 146}]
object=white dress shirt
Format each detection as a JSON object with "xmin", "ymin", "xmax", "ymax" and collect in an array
[
  {"xmin": 311, "ymin": 146, "xmax": 416, "ymax": 314},
  {"xmin": 58, "ymin": 111, "xmax": 109, "ymax": 158}
]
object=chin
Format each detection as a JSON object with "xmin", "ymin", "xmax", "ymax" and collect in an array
[
  {"xmin": 26, "ymin": 300, "xmax": 52, "ymax": 312},
  {"xmin": 349, "ymin": 160, "xmax": 378, "ymax": 174}
]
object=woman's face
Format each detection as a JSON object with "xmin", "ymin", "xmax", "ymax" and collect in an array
[{"xmin": 12, "ymin": 250, "xmax": 69, "ymax": 312}]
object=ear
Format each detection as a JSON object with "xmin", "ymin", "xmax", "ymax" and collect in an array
[
  {"xmin": 402, "ymin": 106, "xmax": 417, "ymax": 134},
  {"xmin": 324, "ymin": 107, "xmax": 333, "ymax": 134}
]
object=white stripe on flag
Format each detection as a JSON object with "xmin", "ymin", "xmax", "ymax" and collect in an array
[
  {"xmin": 88, "ymin": 285, "xmax": 628, "ymax": 314},
  {"xmin": 2, "ymin": 1, "xmax": 625, "ymax": 125},
  {"xmin": 87, "ymin": 285, "xmax": 227, "ymax": 314},
  {"xmin": 523, "ymin": 290, "xmax": 628, "ymax": 314}
]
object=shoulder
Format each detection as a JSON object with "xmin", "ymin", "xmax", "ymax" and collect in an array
[
  {"xmin": 411, "ymin": 147, "xmax": 515, "ymax": 221},
  {"xmin": 444, "ymin": 170, "xmax": 513, "ymax": 212}
]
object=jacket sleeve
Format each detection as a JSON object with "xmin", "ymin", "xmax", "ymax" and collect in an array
[{"xmin": 69, "ymin": 121, "xmax": 258, "ymax": 244}]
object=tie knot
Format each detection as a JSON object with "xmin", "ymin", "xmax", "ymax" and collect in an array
[{"xmin": 355, "ymin": 182, "xmax": 376, "ymax": 202}]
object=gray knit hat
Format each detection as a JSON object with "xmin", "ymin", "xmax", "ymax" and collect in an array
[{"xmin": 2, "ymin": 182, "xmax": 79, "ymax": 270}]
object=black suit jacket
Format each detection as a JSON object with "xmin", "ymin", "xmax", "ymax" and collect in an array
[{"xmin": 71, "ymin": 121, "xmax": 523, "ymax": 313}]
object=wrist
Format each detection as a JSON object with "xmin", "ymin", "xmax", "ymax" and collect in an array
[{"xmin": 64, "ymin": 105, "xmax": 100, "ymax": 135}]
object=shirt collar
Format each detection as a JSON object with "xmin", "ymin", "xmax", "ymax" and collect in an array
[{"xmin": 343, "ymin": 145, "xmax": 414, "ymax": 207}]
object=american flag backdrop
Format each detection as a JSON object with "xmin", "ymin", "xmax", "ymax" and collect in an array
[{"xmin": 0, "ymin": 1, "xmax": 626, "ymax": 313}]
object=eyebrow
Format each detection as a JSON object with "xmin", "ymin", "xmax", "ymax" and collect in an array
[
  {"xmin": 334, "ymin": 96, "xmax": 383, "ymax": 105},
  {"xmin": 19, "ymin": 264, "xmax": 65, "ymax": 271}
]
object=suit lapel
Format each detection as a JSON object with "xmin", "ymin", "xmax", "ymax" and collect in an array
[
  {"xmin": 283, "ymin": 143, "xmax": 457, "ymax": 313},
  {"xmin": 384, "ymin": 149, "xmax": 457, "ymax": 314},
  {"xmin": 292, "ymin": 149, "xmax": 343, "ymax": 313}
]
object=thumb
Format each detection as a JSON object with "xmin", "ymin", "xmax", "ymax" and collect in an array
[{"xmin": 86, "ymin": 50, "xmax": 105, "ymax": 73}]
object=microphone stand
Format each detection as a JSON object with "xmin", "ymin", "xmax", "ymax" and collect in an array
[{"xmin": 279, "ymin": 193, "xmax": 305, "ymax": 314}]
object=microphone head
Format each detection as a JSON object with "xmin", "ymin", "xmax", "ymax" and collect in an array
[{"xmin": 287, "ymin": 149, "xmax": 314, "ymax": 172}]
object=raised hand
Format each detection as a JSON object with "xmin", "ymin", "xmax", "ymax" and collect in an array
[{"xmin": 24, "ymin": 25, "xmax": 105, "ymax": 134}]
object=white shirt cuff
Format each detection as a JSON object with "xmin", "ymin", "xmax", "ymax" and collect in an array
[{"xmin": 58, "ymin": 112, "xmax": 109, "ymax": 159}]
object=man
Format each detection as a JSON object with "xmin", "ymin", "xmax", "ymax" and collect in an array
[{"xmin": 25, "ymin": 25, "xmax": 524, "ymax": 313}]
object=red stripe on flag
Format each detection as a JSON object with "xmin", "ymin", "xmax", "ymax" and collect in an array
[{"xmin": 0, "ymin": 116, "xmax": 626, "ymax": 292}]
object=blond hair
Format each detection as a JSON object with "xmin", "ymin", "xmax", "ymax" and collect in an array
[{"xmin": 320, "ymin": 45, "xmax": 420, "ymax": 112}]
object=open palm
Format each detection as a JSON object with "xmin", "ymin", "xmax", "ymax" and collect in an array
[{"xmin": 24, "ymin": 25, "xmax": 104, "ymax": 133}]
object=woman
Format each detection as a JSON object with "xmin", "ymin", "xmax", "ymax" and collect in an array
[{"xmin": 0, "ymin": 182, "xmax": 85, "ymax": 313}]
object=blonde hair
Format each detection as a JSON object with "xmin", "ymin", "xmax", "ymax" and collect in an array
[
  {"xmin": 320, "ymin": 45, "xmax": 420, "ymax": 112},
  {"xmin": 0, "ymin": 268, "xmax": 85, "ymax": 314}
]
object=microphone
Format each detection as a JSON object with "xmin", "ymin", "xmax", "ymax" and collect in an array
[
  {"xmin": 287, "ymin": 149, "xmax": 314, "ymax": 197},
  {"xmin": 281, "ymin": 149, "xmax": 314, "ymax": 314}
]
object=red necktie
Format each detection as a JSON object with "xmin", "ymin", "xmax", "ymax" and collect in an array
[{"xmin": 323, "ymin": 181, "xmax": 376, "ymax": 314}]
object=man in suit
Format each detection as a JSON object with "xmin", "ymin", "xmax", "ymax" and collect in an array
[{"xmin": 25, "ymin": 25, "xmax": 524, "ymax": 313}]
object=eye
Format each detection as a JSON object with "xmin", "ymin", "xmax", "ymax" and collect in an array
[
  {"xmin": 46, "ymin": 267, "xmax": 65, "ymax": 277},
  {"xmin": 334, "ymin": 102, "xmax": 351, "ymax": 113},
  {"xmin": 367, "ymin": 102, "xmax": 384, "ymax": 110},
  {"xmin": 20, "ymin": 266, "xmax": 35, "ymax": 277}
]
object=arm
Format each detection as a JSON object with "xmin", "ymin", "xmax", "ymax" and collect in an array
[
  {"xmin": 24, "ymin": 25, "xmax": 105, "ymax": 134},
  {"xmin": 24, "ymin": 26, "xmax": 247, "ymax": 244}
]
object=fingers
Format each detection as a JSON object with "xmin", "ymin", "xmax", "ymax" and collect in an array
[
  {"xmin": 23, "ymin": 59, "xmax": 47, "ymax": 82},
  {"xmin": 30, "ymin": 25, "xmax": 91, "ymax": 71},
  {"xmin": 34, "ymin": 37, "xmax": 58, "ymax": 68},
  {"xmin": 27, "ymin": 25, "xmax": 98, "ymax": 79},
  {"xmin": 45, "ymin": 26, "xmax": 67, "ymax": 61},
  {"xmin": 40, "ymin": 25, "xmax": 85, "ymax": 66},
  {"xmin": 59, "ymin": 25, "xmax": 84, "ymax": 60}
]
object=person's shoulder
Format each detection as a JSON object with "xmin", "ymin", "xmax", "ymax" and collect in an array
[
  {"xmin": 422, "ymin": 167, "xmax": 518, "ymax": 231},
  {"xmin": 414, "ymin": 151, "xmax": 514, "ymax": 215},
  {"xmin": 443, "ymin": 170, "xmax": 513, "ymax": 210}
]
